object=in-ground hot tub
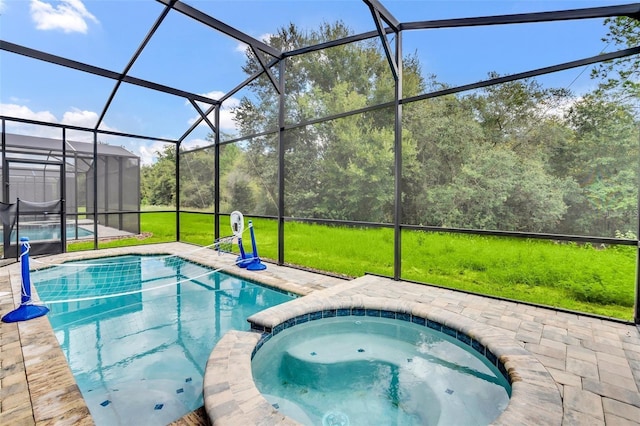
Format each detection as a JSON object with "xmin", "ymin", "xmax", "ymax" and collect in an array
[
  {"xmin": 251, "ymin": 313, "xmax": 510, "ymax": 425},
  {"xmin": 202, "ymin": 293, "xmax": 563, "ymax": 426}
]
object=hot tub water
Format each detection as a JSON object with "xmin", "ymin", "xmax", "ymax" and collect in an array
[{"xmin": 252, "ymin": 316, "xmax": 510, "ymax": 426}]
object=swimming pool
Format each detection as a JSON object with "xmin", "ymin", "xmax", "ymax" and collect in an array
[
  {"xmin": 32, "ymin": 254, "xmax": 296, "ymax": 425},
  {"xmin": 252, "ymin": 315, "xmax": 511, "ymax": 425},
  {"xmin": 5, "ymin": 223, "xmax": 93, "ymax": 242}
]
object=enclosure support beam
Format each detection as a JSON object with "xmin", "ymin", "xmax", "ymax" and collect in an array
[
  {"xmin": 635, "ymin": 132, "xmax": 640, "ymax": 324},
  {"xmin": 364, "ymin": 0, "xmax": 400, "ymax": 81},
  {"xmin": 92, "ymin": 132, "xmax": 98, "ymax": 251},
  {"xmin": 362, "ymin": 0, "xmax": 400, "ymax": 32},
  {"xmin": 190, "ymin": 100, "xmax": 217, "ymax": 134},
  {"xmin": 403, "ymin": 46, "xmax": 640, "ymax": 105},
  {"xmin": 157, "ymin": 0, "xmax": 282, "ymax": 58},
  {"xmin": 277, "ymin": 60, "xmax": 286, "ymax": 265},
  {"xmin": 1, "ymin": 120, "xmax": 6, "ymax": 205},
  {"xmin": 636, "ymin": 231, "xmax": 640, "ymax": 324},
  {"xmin": 0, "ymin": 41, "xmax": 219, "ymax": 106},
  {"xmin": 251, "ymin": 47, "xmax": 281, "ymax": 95},
  {"xmin": 284, "ymin": 29, "xmax": 392, "ymax": 58},
  {"xmin": 368, "ymin": 6, "xmax": 399, "ymax": 81},
  {"xmin": 61, "ymin": 128, "xmax": 67, "ymax": 252},
  {"xmin": 214, "ymin": 106, "xmax": 221, "ymax": 241},
  {"xmin": 118, "ymin": 156, "xmax": 124, "ymax": 231},
  {"xmin": 393, "ymin": 32, "xmax": 402, "ymax": 281},
  {"xmin": 0, "ymin": 115, "xmax": 177, "ymax": 144},
  {"xmin": 96, "ymin": 0, "xmax": 177, "ymax": 132},
  {"xmin": 178, "ymin": 104, "xmax": 217, "ymax": 144},
  {"xmin": 176, "ymin": 140, "xmax": 181, "ymax": 242},
  {"xmin": 401, "ymin": 4, "xmax": 640, "ymax": 30}
]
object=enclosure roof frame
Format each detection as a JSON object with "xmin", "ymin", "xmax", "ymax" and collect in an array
[
  {"xmin": 400, "ymin": 3, "xmax": 640, "ymax": 30},
  {"xmin": 0, "ymin": 41, "xmax": 220, "ymax": 107},
  {"xmin": 2, "ymin": 2, "xmax": 638, "ymax": 141},
  {"xmin": 155, "ymin": 0, "xmax": 282, "ymax": 58}
]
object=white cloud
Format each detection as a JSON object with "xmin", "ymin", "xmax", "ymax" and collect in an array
[
  {"xmin": 235, "ymin": 42, "xmax": 249, "ymax": 54},
  {"xmin": 137, "ymin": 140, "xmax": 171, "ymax": 166},
  {"xmin": 0, "ymin": 103, "xmax": 57, "ymax": 124},
  {"xmin": 0, "ymin": 0, "xmax": 7, "ymax": 14},
  {"xmin": 199, "ymin": 91, "xmax": 225, "ymax": 102},
  {"xmin": 181, "ymin": 138, "xmax": 211, "ymax": 151},
  {"xmin": 10, "ymin": 96, "xmax": 30, "ymax": 103},
  {"xmin": 30, "ymin": 0, "xmax": 98, "ymax": 34},
  {"xmin": 0, "ymin": 103, "xmax": 118, "ymax": 143},
  {"xmin": 0, "ymin": 102, "xmax": 180, "ymax": 165},
  {"xmin": 219, "ymin": 103, "xmax": 240, "ymax": 132},
  {"xmin": 235, "ymin": 33, "xmax": 273, "ymax": 54},
  {"xmin": 61, "ymin": 108, "xmax": 99, "ymax": 128},
  {"xmin": 540, "ymin": 96, "xmax": 583, "ymax": 120}
]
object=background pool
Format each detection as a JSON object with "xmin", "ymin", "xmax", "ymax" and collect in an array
[
  {"xmin": 4, "ymin": 223, "xmax": 93, "ymax": 242},
  {"xmin": 32, "ymin": 255, "xmax": 295, "ymax": 425}
]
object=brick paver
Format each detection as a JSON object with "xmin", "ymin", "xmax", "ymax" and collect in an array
[{"xmin": 1, "ymin": 242, "xmax": 639, "ymax": 425}]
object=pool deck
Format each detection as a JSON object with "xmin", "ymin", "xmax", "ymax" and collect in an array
[{"xmin": 0, "ymin": 242, "xmax": 639, "ymax": 425}]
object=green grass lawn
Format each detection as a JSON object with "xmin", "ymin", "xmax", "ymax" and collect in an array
[{"xmin": 68, "ymin": 212, "xmax": 636, "ymax": 321}]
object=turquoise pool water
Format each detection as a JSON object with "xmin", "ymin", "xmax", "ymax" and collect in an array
[
  {"xmin": 32, "ymin": 255, "xmax": 295, "ymax": 426},
  {"xmin": 252, "ymin": 316, "xmax": 511, "ymax": 425},
  {"xmin": 6, "ymin": 223, "xmax": 93, "ymax": 241}
]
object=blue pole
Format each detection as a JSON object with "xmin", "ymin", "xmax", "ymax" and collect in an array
[
  {"xmin": 1, "ymin": 237, "xmax": 49, "ymax": 323},
  {"xmin": 20, "ymin": 237, "xmax": 32, "ymax": 304},
  {"xmin": 236, "ymin": 236, "xmax": 253, "ymax": 268},
  {"xmin": 246, "ymin": 220, "xmax": 266, "ymax": 271}
]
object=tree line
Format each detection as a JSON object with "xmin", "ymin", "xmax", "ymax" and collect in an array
[{"xmin": 142, "ymin": 18, "xmax": 639, "ymax": 239}]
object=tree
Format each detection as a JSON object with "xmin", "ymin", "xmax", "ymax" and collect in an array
[
  {"xmin": 561, "ymin": 94, "xmax": 639, "ymax": 236},
  {"xmin": 234, "ymin": 21, "xmax": 424, "ymax": 221},
  {"xmin": 420, "ymin": 147, "xmax": 570, "ymax": 231},
  {"xmin": 401, "ymin": 88, "xmax": 484, "ymax": 225},
  {"xmin": 229, "ymin": 20, "xmax": 636, "ymax": 236},
  {"xmin": 180, "ymin": 147, "xmax": 215, "ymax": 209},
  {"xmin": 591, "ymin": 16, "xmax": 640, "ymax": 105},
  {"xmin": 142, "ymin": 145, "xmax": 176, "ymax": 207},
  {"xmin": 402, "ymin": 74, "xmax": 574, "ymax": 232},
  {"xmin": 467, "ymin": 73, "xmax": 571, "ymax": 156}
]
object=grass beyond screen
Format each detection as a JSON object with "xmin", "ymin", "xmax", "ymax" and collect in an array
[{"xmin": 68, "ymin": 214, "xmax": 635, "ymax": 321}]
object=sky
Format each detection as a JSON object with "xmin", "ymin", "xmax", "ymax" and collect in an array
[{"xmin": 0, "ymin": 0, "xmax": 632, "ymax": 165}]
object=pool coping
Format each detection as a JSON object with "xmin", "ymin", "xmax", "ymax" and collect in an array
[
  {"xmin": 3, "ymin": 243, "xmax": 640, "ymax": 425},
  {"xmin": 0, "ymin": 242, "xmax": 346, "ymax": 426},
  {"xmin": 203, "ymin": 293, "xmax": 563, "ymax": 425}
]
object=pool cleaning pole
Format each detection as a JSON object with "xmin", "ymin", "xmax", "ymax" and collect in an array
[
  {"xmin": 246, "ymin": 220, "xmax": 266, "ymax": 271},
  {"xmin": 236, "ymin": 235, "xmax": 253, "ymax": 268},
  {"xmin": 1, "ymin": 237, "xmax": 49, "ymax": 323}
]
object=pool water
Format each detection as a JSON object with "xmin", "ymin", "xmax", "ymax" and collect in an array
[
  {"xmin": 32, "ymin": 255, "xmax": 296, "ymax": 425},
  {"xmin": 6, "ymin": 223, "xmax": 93, "ymax": 241},
  {"xmin": 252, "ymin": 317, "xmax": 511, "ymax": 426}
]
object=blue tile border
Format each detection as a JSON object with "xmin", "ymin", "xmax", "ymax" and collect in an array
[
  {"xmin": 487, "ymin": 350, "xmax": 498, "ymax": 366},
  {"xmin": 323, "ymin": 309, "xmax": 337, "ymax": 318},
  {"xmin": 250, "ymin": 309, "xmax": 511, "ymax": 385},
  {"xmin": 381, "ymin": 310, "xmax": 395, "ymax": 319},
  {"xmin": 427, "ymin": 319, "xmax": 442, "ymax": 332},
  {"xmin": 396, "ymin": 312, "xmax": 410, "ymax": 322},
  {"xmin": 442, "ymin": 324, "xmax": 457, "ymax": 338},
  {"xmin": 457, "ymin": 333, "xmax": 472, "ymax": 346},
  {"xmin": 472, "ymin": 339, "xmax": 486, "ymax": 356},
  {"xmin": 295, "ymin": 314, "xmax": 309, "ymax": 325},
  {"xmin": 411, "ymin": 316, "xmax": 426, "ymax": 326}
]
